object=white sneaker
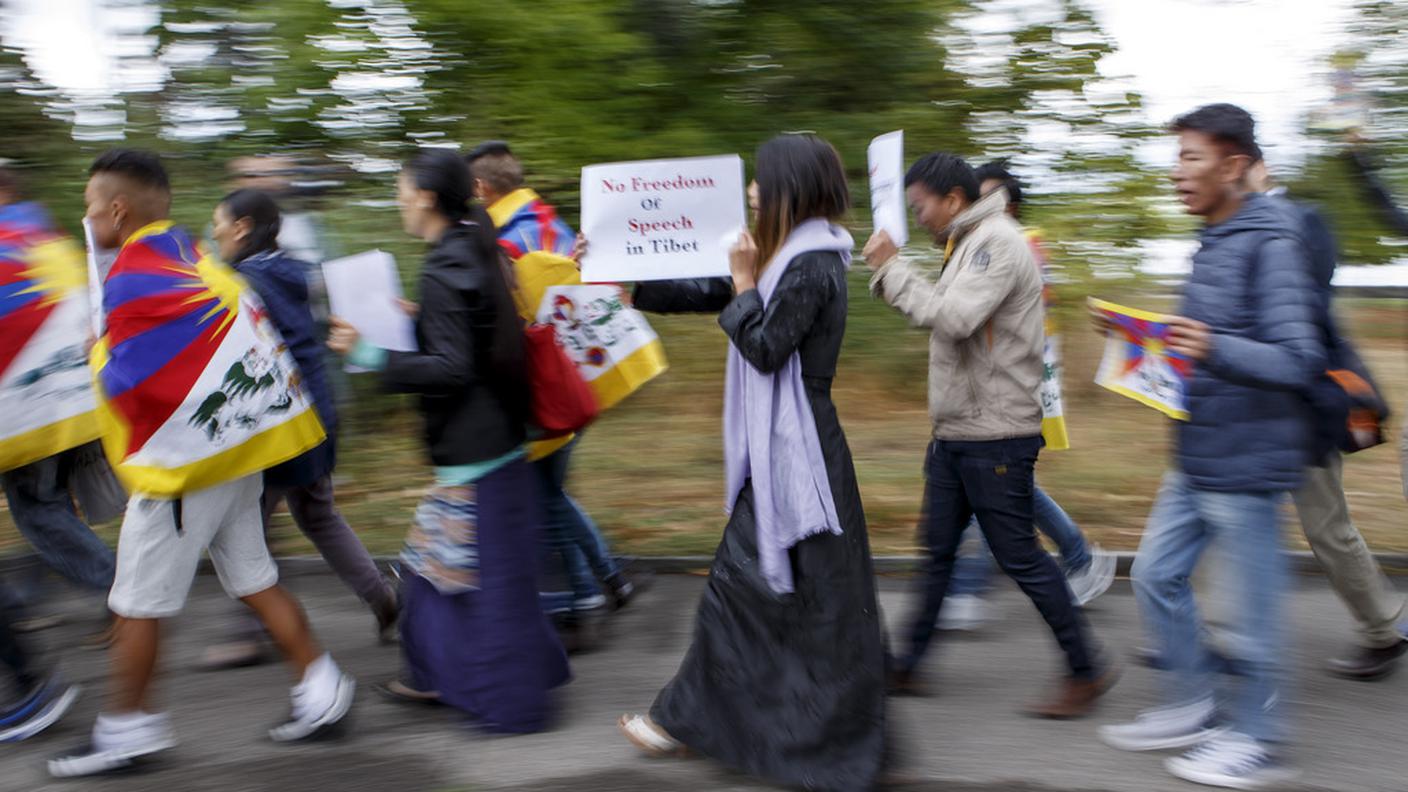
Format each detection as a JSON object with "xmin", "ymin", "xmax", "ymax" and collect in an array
[
  {"xmin": 48, "ymin": 711, "xmax": 177, "ymax": 778},
  {"xmin": 936, "ymin": 594, "xmax": 986, "ymax": 631},
  {"xmin": 1165, "ymin": 732, "xmax": 1298, "ymax": 789},
  {"xmin": 1067, "ymin": 547, "xmax": 1117, "ymax": 606},
  {"xmin": 1099, "ymin": 698, "xmax": 1224, "ymax": 752},
  {"xmin": 269, "ymin": 654, "xmax": 355, "ymax": 743}
]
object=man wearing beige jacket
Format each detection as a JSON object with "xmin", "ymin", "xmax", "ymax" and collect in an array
[{"xmin": 864, "ymin": 152, "xmax": 1114, "ymax": 719}]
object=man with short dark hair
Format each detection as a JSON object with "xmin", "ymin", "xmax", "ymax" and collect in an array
[
  {"xmin": 50, "ymin": 150, "xmax": 354, "ymax": 777},
  {"xmin": 1097, "ymin": 105, "xmax": 1324, "ymax": 789},
  {"xmin": 936, "ymin": 161, "xmax": 1117, "ymax": 630},
  {"xmin": 863, "ymin": 152, "xmax": 1113, "ymax": 718},
  {"xmin": 465, "ymin": 141, "xmax": 637, "ymax": 634}
]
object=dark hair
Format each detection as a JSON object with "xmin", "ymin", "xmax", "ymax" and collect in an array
[
  {"xmin": 403, "ymin": 147, "xmax": 530, "ymax": 426},
  {"xmin": 752, "ymin": 134, "xmax": 849, "ymax": 269},
  {"xmin": 404, "ymin": 147, "xmax": 475, "ymax": 222},
  {"xmin": 975, "ymin": 159, "xmax": 1022, "ymax": 208},
  {"xmin": 218, "ymin": 189, "xmax": 282, "ymax": 263},
  {"xmin": 1170, "ymin": 103, "xmax": 1262, "ymax": 161},
  {"xmin": 89, "ymin": 149, "xmax": 170, "ymax": 192},
  {"xmin": 467, "ymin": 152, "xmax": 524, "ymax": 198},
  {"xmin": 905, "ymin": 153, "xmax": 978, "ymax": 203}
]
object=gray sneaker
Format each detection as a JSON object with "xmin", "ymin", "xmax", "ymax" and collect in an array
[
  {"xmin": 1165, "ymin": 732, "xmax": 1298, "ymax": 789},
  {"xmin": 1067, "ymin": 547, "xmax": 1117, "ymax": 606},
  {"xmin": 1100, "ymin": 699, "xmax": 1224, "ymax": 752}
]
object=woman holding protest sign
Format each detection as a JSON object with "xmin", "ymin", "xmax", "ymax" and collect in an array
[
  {"xmin": 616, "ymin": 134, "xmax": 888, "ymax": 791},
  {"xmin": 328, "ymin": 148, "xmax": 569, "ymax": 733}
]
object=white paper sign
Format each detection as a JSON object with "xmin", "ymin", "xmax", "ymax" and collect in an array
[
  {"xmin": 321, "ymin": 250, "xmax": 416, "ymax": 368},
  {"xmin": 579, "ymin": 154, "xmax": 746, "ymax": 283},
  {"xmin": 867, "ymin": 130, "xmax": 908, "ymax": 247}
]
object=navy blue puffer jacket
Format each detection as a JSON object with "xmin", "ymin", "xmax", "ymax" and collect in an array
[{"xmin": 1174, "ymin": 192, "xmax": 1326, "ymax": 492}]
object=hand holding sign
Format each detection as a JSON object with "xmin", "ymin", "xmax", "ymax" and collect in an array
[
  {"xmin": 867, "ymin": 130, "xmax": 908, "ymax": 247},
  {"xmin": 1088, "ymin": 297, "xmax": 1192, "ymax": 421},
  {"xmin": 579, "ymin": 155, "xmax": 746, "ymax": 283}
]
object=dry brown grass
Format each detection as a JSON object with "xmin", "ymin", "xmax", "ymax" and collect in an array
[{"xmin": 1, "ymin": 283, "xmax": 1403, "ymax": 558}]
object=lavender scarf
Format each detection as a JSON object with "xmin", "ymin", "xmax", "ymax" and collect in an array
[{"xmin": 723, "ymin": 218, "xmax": 854, "ymax": 595}]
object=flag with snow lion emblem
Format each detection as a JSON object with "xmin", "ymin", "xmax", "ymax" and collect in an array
[
  {"xmin": 1088, "ymin": 297, "xmax": 1192, "ymax": 421},
  {"xmin": 0, "ymin": 202, "xmax": 102, "ymax": 471},
  {"xmin": 90, "ymin": 221, "xmax": 325, "ymax": 497},
  {"xmin": 536, "ymin": 285, "xmax": 667, "ymax": 411}
]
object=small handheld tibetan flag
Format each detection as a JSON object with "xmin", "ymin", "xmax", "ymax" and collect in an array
[{"xmin": 1088, "ymin": 297, "xmax": 1192, "ymax": 421}]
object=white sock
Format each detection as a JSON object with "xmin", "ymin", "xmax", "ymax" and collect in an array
[{"xmin": 94, "ymin": 711, "xmax": 168, "ymax": 751}]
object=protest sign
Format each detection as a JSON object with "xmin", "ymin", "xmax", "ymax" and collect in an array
[
  {"xmin": 867, "ymin": 130, "xmax": 908, "ymax": 246},
  {"xmin": 1088, "ymin": 297, "xmax": 1191, "ymax": 421},
  {"xmin": 579, "ymin": 155, "xmax": 745, "ymax": 283},
  {"xmin": 321, "ymin": 250, "xmax": 416, "ymax": 371}
]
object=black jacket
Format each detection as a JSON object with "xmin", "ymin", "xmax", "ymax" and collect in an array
[{"xmin": 382, "ymin": 223, "xmax": 528, "ymax": 466}]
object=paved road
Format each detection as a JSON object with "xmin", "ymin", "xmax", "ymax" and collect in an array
[{"xmin": 2, "ymin": 569, "xmax": 1405, "ymax": 792}]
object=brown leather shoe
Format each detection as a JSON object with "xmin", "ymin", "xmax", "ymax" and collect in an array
[
  {"xmin": 1026, "ymin": 663, "xmax": 1121, "ymax": 719},
  {"xmin": 886, "ymin": 667, "xmax": 930, "ymax": 697}
]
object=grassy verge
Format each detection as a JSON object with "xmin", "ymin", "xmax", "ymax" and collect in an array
[{"xmin": 2, "ymin": 279, "xmax": 1404, "ymax": 559}]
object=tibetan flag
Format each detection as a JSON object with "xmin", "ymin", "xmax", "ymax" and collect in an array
[
  {"xmin": 488, "ymin": 188, "xmax": 575, "ymax": 261},
  {"xmin": 1088, "ymin": 297, "xmax": 1192, "ymax": 421},
  {"xmin": 0, "ymin": 202, "xmax": 102, "ymax": 472},
  {"xmin": 535, "ymin": 284, "xmax": 667, "ymax": 412},
  {"xmin": 1027, "ymin": 229, "xmax": 1070, "ymax": 451},
  {"xmin": 91, "ymin": 222, "xmax": 325, "ymax": 497}
]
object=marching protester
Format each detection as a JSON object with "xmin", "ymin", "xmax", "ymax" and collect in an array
[
  {"xmin": 198, "ymin": 188, "xmax": 398, "ymax": 671},
  {"xmin": 619, "ymin": 134, "xmax": 888, "ymax": 791},
  {"xmin": 1245, "ymin": 160, "xmax": 1407, "ymax": 680},
  {"xmin": 1097, "ymin": 105, "xmax": 1323, "ymax": 789},
  {"xmin": 328, "ymin": 147, "xmax": 570, "ymax": 732},
  {"xmin": 50, "ymin": 150, "xmax": 355, "ymax": 777},
  {"xmin": 0, "ymin": 167, "xmax": 117, "ymax": 636},
  {"xmin": 864, "ymin": 153, "xmax": 1116, "ymax": 716},
  {"xmin": 466, "ymin": 141, "xmax": 638, "ymax": 635},
  {"xmin": 937, "ymin": 161, "xmax": 1117, "ymax": 630}
]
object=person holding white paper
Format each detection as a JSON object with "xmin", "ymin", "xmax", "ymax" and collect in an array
[
  {"xmin": 618, "ymin": 135, "xmax": 887, "ymax": 791},
  {"xmin": 328, "ymin": 147, "xmax": 568, "ymax": 732},
  {"xmin": 197, "ymin": 188, "xmax": 398, "ymax": 671}
]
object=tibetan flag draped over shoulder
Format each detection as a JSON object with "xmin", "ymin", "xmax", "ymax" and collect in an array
[
  {"xmin": 92, "ymin": 222, "xmax": 325, "ymax": 497},
  {"xmin": 490, "ymin": 188, "xmax": 575, "ymax": 261},
  {"xmin": 0, "ymin": 202, "xmax": 101, "ymax": 471},
  {"xmin": 1027, "ymin": 228, "xmax": 1070, "ymax": 451}
]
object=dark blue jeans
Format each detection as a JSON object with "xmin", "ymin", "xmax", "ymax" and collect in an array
[
  {"xmin": 534, "ymin": 441, "xmax": 619, "ymax": 608},
  {"xmin": 1, "ymin": 451, "xmax": 115, "ymax": 594},
  {"xmin": 900, "ymin": 437, "xmax": 1097, "ymax": 678},
  {"xmin": 947, "ymin": 484, "xmax": 1093, "ymax": 597}
]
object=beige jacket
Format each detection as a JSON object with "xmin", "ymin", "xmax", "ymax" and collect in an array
[{"xmin": 870, "ymin": 190, "xmax": 1044, "ymax": 441}]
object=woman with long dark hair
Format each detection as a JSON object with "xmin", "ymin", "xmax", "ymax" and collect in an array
[
  {"xmin": 617, "ymin": 135, "xmax": 887, "ymax": 789},
  {"xmin": 328, "ymin": 148, "xmax": 569, "ymax": 733},
  {"xmin": 202, "ymin": 188, "xmax": 399, "ymax": 669}
]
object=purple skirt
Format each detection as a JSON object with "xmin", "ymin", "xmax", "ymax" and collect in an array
[{"xmin": 400, "ymin": 459, "xmax": 571, "ymax": 733}]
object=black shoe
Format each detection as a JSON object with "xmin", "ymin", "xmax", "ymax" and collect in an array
[
  {"xmin": 0, "ymin": 678, "xmax": 81, "ymax": 742},
  {"xmin": 606, "ymin": 570, "xmax": 651, "ymax": 611},
  {"xmin": 1327, "ymin": 638, "xmax": 1408, "ymax": 681},
  {"xmin": 373, "ymin": 592, "xmax": 400, "ymax": 645}
]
